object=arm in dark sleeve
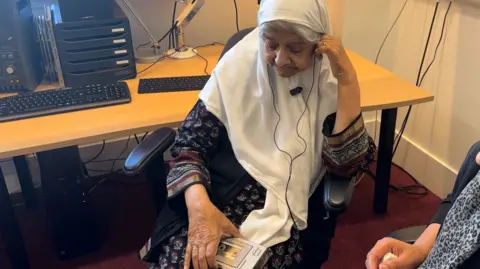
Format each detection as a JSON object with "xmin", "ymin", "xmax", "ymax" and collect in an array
[
  {"xmin": 166, "ymin": 100, "xmax": 225, "ymax": 199},
  {"xmin": 430, "ymin": 141, "xmax": 480, "ymax": 224},
  {"xmin": 322, "ymin": 113, "xmax": 376, "ymax": 178}
]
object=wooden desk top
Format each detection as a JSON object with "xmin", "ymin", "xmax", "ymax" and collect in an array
[{"xmin": 0, "ymin": 45, "xmax": 433, "ymax": 159}]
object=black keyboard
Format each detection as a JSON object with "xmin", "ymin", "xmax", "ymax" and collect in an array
[
  {"xmin": 138, "ymin": 75, "xmax": 211, "ymax": 94},
  {"xmin": 0, "ymin": 82, "xmax": 131, "ymax": 123}
]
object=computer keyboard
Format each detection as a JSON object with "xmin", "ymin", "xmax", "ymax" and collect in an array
[
  {"xmin": 0, "ymin": 82, "xmax": 131, "ymax": 123},
  {"xmin": 138, "ymin": 75, "xmax": 211, "ymax": 94}
]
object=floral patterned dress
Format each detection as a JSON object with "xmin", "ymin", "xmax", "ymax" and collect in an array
[{"xmin": 142, "ymin": 100, "xmax": 374, "ymax": 269}]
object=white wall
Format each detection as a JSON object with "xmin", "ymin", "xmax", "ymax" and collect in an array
[{"xmin": 342, "ymin": 0, "xmax": 480, "ymax": 196}]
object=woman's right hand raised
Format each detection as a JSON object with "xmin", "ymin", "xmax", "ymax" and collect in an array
[
  {"xmin": 366, "ymin": 238, "xmax": 429, "ymax": 269},
  {"xmin": 184, "ymin": 185, "xmax": 242, "ymax": 269}
]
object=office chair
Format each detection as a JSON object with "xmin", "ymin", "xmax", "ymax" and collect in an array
[
  {"xmin": 123, "ymin": 27, "xmax": 355, "ymax": 216},
  {"xmin": 388, "ymin": 225, "xmax": 427, "ymax": 244}
]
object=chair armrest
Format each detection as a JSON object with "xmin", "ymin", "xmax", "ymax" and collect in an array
[
  {"xmin": 388, "ymin": 225, "xmax": 427, "ymax": 244},
  {"xmin": 323, "ymin": 173, "xmax": 355, "ymax": 213},
  {"xmin": 123, "ymin": 127, "xmax": 176, "ymax": 175}
]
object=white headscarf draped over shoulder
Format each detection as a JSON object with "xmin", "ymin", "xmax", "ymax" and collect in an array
[{"xmin": 199, "ymin": 0, "xmax": 338, "ymax": 247}]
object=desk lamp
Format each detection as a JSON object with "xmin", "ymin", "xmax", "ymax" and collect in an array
[
  {"xmin": 167, "ymin": 0, "xmax": 205, "ymax": 59},
  {"xmin": 119, "ymin": 0, "xmax": 162, "ymax": 63}
]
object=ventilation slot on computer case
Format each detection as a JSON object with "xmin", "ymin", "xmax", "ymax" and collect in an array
[
  {"xmin": 66, "ymin": 43, "xmax": 127, "ymax": 54},
  {"xmin": 61, "ymin": 44, "xmax": 130, "ymax": 62},
  {"xmin": 62, "ymin": 65, "xmax": 136, "ymax": 85},
  {"xmin": 58, "ymin": 20, "xmax": 124, "ymax": 31},
  {"xmin": 67, "ymin": 64, "xmax": 134, "ymax": 75},
  {"xmin": 62, "ymin": 54, "xmax": 132, "ymax": 71},
  {"xmin": 67, "ymin": 54, "xmax": 128, "ymax": 64}
]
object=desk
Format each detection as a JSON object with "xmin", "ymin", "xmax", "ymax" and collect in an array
[{"xmin": 0, "ymin": 45, "xmax": 433, "ymax": 269}]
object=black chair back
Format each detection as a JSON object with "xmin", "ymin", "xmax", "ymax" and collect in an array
[{"xmin": 219, "ymin": 28, "xmax": 255, "ymax": 60}]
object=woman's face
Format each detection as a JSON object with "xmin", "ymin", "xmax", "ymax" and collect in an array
[{"xmin": 262, "ymin": 30, "xmax": 316, "ymax": 77}]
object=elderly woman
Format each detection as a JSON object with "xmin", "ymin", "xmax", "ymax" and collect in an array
[
  {"xmin": 141, "ymin": 0, "xmax": 373, "ymax": 268},
  {"xmin": 366, "ymin": 141, "xmax": 480, "ymax": 269}
]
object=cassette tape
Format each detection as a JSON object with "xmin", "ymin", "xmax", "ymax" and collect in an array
[{"xmin": 216, "ymin": 238, "xmax": 269, "ymax": 269}]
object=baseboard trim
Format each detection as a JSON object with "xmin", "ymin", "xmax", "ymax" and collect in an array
[{"xmin": 364, "ymin": 120, "xmax": 456, "ymax": 198}]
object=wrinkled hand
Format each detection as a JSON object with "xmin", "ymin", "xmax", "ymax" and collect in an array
[
  {"xmin": 315, "ymin": 35, "xmax": 357, "ymax": 84},
  {"xmin": 366, "ymin": 237, "xmax": 429, "ymax": 269},
  {"xmin": 184, "ymin": 201, "xmax": 241, "ymax": 269}
]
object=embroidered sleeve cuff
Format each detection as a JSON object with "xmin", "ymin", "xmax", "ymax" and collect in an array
[
  {"xmin": 322, "ymin": 113, "xmax": 370, "ymax": 177},
  {"xmin": 166, "ymin": 152, "xmax": 211, "ymax": 199}
]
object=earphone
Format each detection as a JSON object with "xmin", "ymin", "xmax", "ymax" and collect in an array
[{"xmin": 267, "ymin": 56, "xmax": 317, "ymax": 229}]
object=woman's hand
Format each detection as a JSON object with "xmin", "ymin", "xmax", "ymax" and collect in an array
[
  {"xmin": 315, "ymin": 34, "xmax": 357, "ymax": 85},
  {"xmin": 184, "ymin": 185, "xmax": 241, "ymax": 269},
  {"xmin": 317, "ymin": 35, "xmax": 361, "ymax": 132},
  {"xmin": 366, "ymin": 237, "xmax": 429, "ymax": 269}
]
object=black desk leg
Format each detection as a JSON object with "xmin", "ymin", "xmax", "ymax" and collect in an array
[
  {"xmin": 13, "ymin": 156, "xmax": 37, "ymax": 208},
  {"xmin": 0, "ymin": 164, "xmax": 31, "ymax": 269},
  {"xmin": 373, "ymin": 108, "xmax": 398, "ymax": 214}
]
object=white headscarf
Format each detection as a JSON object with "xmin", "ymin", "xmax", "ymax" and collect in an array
[{"xmin": 199, "ymin": 0, "xmax": 338, "ymax": 247}]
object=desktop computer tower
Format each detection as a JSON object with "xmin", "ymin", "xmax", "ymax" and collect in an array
[
  {"xmin": 37, "ymin": 146, "xmax": 102, "ymax": 260},
  {"xmin": 51, "ymin": 2, "xmax": 137, "ymax": 87},
  {"xmin": 0, "ymin": 0, "xmax": 42, "ymax": 93}
]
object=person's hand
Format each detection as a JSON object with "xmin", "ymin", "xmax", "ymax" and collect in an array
[
  {"xmin": 184, "ymin": 198, "xmax": 241, "ymax": 269},
  {"xmin": 366, "ymin": 237, "xmax": 429, "ymax": 269},
  {"xmin": 476, "ymin": 152, "xmax": 480, "ymax": 165},
  {"xmin": 315, "ymin": 34, "xmax": 357, "ymax": 84}
]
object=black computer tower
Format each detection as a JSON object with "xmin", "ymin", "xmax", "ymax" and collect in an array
[
  {"xmin": 0, "ymin": 0, "xmax": 42, "ymax": 92},
  {"xmin": 51, "ymin": 2, "xmax": 137, "ymax": 87},
  {"xmin": 37, "ymin": 146, "xmax": 102, "ymax": 260}
]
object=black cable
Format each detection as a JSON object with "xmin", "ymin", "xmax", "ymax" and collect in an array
[
  {"xmin": 368, "ymin": 1, "xmax": 446, "ymax": 196},
  {"xmin": 136, "ymin": 41, "xmax": 152, "ymax": 51},
  {"xmin": 86, "ymin": 136, "xmax": 132, "ymax": 194},
  {"xmin": 83, "ymin": 140, "xmax": 106, "ymax": 164},
  {"xmin": 170, "ymin": 1, "xmax": 178, "ymax": 49},
  {"xmin": 134, "ymin": 134, "xmax": 140, "ymax": 144},
  {"xmin": 88, "ymin": 158, "xmax": 127, "ymax": 163},
  {"xmin": 393, "ymin": 2, "xmax": 439, "ymax": 155},
  {"xmin": 180, "ymin": 43, "xmax": 225, "ymax": 75},
  {"xmin": 267, "ymin": 57, "xmax": 317, "ymax": 229},
  {"xmin": 372, "ymin": 0, "xmax": 409, "ymax": 143},
  {"xmin": 137, "ymin": 50, "xmax": 177, "ymax": 76},
  {"xmin": 141, "ymin": 132, "xmax": 149, "ymax": 141},
  {"xmin": 360, "ymin": 162, "xmax": 428, "ymax": 196},
  {"xmin": 109, "ymin": 135, "xmax": 131, "ymax": 174},
  {"xmin": 192, "ymin": 48, "xmax": 210, "ymax": 75},
  {"xmin": 375, "ymin": 0, "xmax": 410, "ymax": 64},
  {"xmin": 136, "ymin": 25, "xmax": 178, "ymax": 76},
  {"xmin": 158, "ymin": 26, "xmax": 175, "ymax": 45},
  {"xmin": 232, "ymin": 0, "xmax": 240, "ymax": 32},
  {"xmin": 393, "ymin": 1, "xmax": 451, "ymax": 156},
  {"xmin": 418, "ymin": 1, "xmax": 452, "ymax": 87}
]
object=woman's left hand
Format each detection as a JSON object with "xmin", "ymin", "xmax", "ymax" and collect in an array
[{"xmin": 315, "ymin": 35, "xmax": 357, "ymax": 85}]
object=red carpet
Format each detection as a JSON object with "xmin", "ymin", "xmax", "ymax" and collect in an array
[{"xmin": 0, "ymin": 166, "xmax": 442, "ymax": 269}]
